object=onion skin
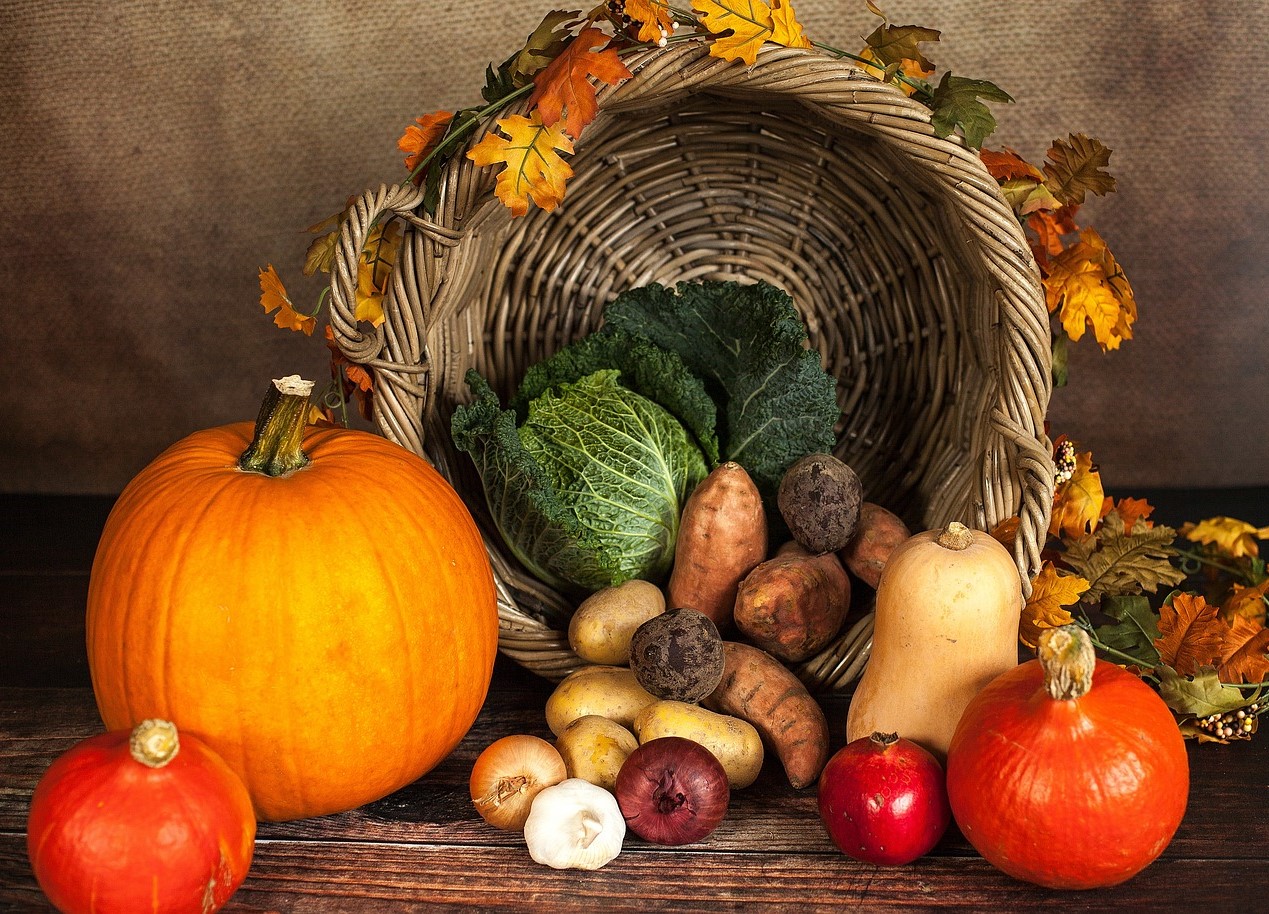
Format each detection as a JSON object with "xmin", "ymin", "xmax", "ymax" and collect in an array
[
  {"xmin": 469, "ymin": 734, "xmax": 568, "ymax": 831},
  {"xmin": 817, "ymin": 732, "xmax": 950, "ymax": 865},
  {"xmin": 615, "ymin": 737, "xmax": 730, "ymax": 846}
]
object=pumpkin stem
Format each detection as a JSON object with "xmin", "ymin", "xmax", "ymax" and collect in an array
[
  {"xmin": 238, "ymin": 376, "xmax": 315, "ymax": 477},
  {"xmin": 129, "ymin": 719, "xmax": 181, "ymax": 768},
  {"xmin": 1038, "ymin": 624, "xmax": 1096, "ymax": 701},
  {"xmin": 936, "ymin": 521, "xmax": 974, "ymax": 551}
]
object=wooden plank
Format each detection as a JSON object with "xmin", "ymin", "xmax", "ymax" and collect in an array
[{"xmin": 3, "ymin": 833, "xmax": 1266, "ymax": 913}]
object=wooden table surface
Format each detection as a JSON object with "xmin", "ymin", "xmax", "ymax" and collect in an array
[{"xmin": 2, "ymin": 492, "xmax": 1267, "ymax": 912}]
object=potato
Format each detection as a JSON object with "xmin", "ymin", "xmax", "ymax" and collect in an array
[
  {"xmin": 733, "ymin": 542, "xmax": 850, "ymax": 662},
  {"xmin": 632, "ymin": 699, "xmax": 765, "ymax": 789},
  {"xmin": 838, "ymin": 502, "xmax": 912, "ymax": 589},
  {"xmin": 568, "ymin": 579, "xmax": 666, "ymax": 665},
  {"xmin": 777, "ymin": 453, "xmax": 863, "ymax": 555},
  {"xmin": 554, "ymin": 715, "xmax": 639, "ymax": 792},
  {"xmin": 666, "ymin": 462, "xmax": 768, "ymax": 627},
  {"xmin": 628, "ymin": 607, "xmax": 725, "ymax": 703},
  {"xmin": 545, "ymin": 665, "xmax": 659, "ymax": 736}
]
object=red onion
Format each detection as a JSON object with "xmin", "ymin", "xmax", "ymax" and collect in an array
[{"xmin": 615, "ymin": 737, "xmax": 730, "ymax": 845}]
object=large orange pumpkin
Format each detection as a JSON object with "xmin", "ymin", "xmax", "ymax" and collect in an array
[{"xmin": 86, "ymin": 377, "xmax": 499, "ymax": 822}]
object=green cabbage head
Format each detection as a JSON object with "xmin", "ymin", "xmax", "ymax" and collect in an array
[{"xmin": 451, "ymin": 368, "xmax": 708, "ymax": 595}]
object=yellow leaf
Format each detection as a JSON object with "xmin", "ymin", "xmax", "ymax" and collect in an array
[
  {"xmin": 1021, "ymin": 563, "xmax": 1089, "ymax": 649},
  {"xmin": 1183, "ymin": 516, "xmax": 1269, "ymax": 559},
  {"xmin": 1221, "ymin": 579, "xmax": 1269, "ymax": 626},
  {"xmin": 693, "ymin": 0, "xmax": 775, "ymax": 66},
  {"xmin": 1049, "ymin": 448, "xmax": 1103, "ymax": 540},
  {"xmin": 622, "ymin": 0, "xmax": 676, "ymax": 44},
  {"xmin": 466, "ymin": 112, "xmax": 575, "ymax": 216},
  {"xmin": 354, "ymin": 262, "xmax": 385, "ymax": 326},
  {"xmin": 1044, "ymin": 227, "xmax": 1136, "ymax": 351},
  {"xmin": 258, "ymin": 265, "xmax": 315, "ymax": 336},
  {"xmin": 770, "ymin": 0, "xmax": 812, "ymax": 49},
  {"xmin": 303, "ymin": 229, "xmax": 338, "ymax": 276},
  {"xmin": 998, "ymin": 178, "xmax": 1062, "ymax": 217}
]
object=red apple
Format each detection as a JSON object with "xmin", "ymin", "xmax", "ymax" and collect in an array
[{"xmin": 817, "ymin": 731, "xmax": 950, "ymax": 865}]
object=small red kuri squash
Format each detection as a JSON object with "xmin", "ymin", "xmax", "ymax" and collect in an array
[
  {"xmin": 27, "ymin": 719, "xmax": 255, "ymax": 914},
  {"xmin": 86, "ymin": 377, "xmax": 500, "ymax": 821},
  {"xmin": 946, "ymin": 624, "xmax": 1189, "ymax": 890}
]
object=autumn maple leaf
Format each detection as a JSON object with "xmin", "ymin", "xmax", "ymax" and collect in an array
[
  {"xmin": 1027, "ymin": 206, "xmax": 1080, "ymax": 262},
  {"xmin": 856, "ymin": 20, "xmax": 937, "ymax": 94},
  {"xmin": 258, "ymin": 265, "xmax": 315, "ymax": 335},
  {"xmin": 1049, "ymin": 448, "xmax": 1103, "ymax": 539},
  {"xmin": 1101, "ymin": 496, "xmax": 1155, "ymax": 533},
  {"xmin": 1221, "ymin": 579, "xmax": 1269, "ymax": 625},
  {"xmin": 1217, "ymin": 615, "xmax": 1269, "ymax": 684},
  {"xmin": 528, "ymin": 27, "xmax": 632, "ymax": 140},
  {"xmin": 1021, "ymin": 563, "xmax": 1090, "ymax": 649},
  {"xmin": 981, "ymin": 147, "xmax": 1044, "ymax": 183},
  {"xmin": 1044, "ymin": 227, "xmax": 1137, "ymax": 351},
  {"xmin": 1183, "ymin": 516, "xmax": 1269, "ymax": 559},
  {"xmin": 1043, "ymin": 133, "xmax": 1116, "ymax": 207},
  {"xmin": 398, "ymin": 111, "xmax": 454, "ymax": 182},
  {"xmin": 693, "ymin": 0, "xmax": 811, "ymax": 67},
  {"xmin": 467, "ymin": 112, "xmax": 575, "ymax": 216},
  {"xmin": 622, "ymin": 0, "xmax": 676, "ymax": 44},
  {"xmin": 1155, "ymin": 593, "xmax": 1227, "ymax": 677}
]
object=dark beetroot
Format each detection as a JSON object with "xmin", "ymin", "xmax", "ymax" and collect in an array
[
  {"xmin": 817, "ymin": 731, "xmax": 951, "ymax": 865},
  {"xmin": 615, "ymin": 737, "xmax": 730, "ymax": 846}
]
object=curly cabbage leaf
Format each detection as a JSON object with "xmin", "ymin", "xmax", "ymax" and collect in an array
[
  {"xmin": 451, "ymin": 368, "xmax": 707, "ymax": 594},
  {"xmin": 602, "ymin": 280, "xmax": 840, "ymax": 498}
]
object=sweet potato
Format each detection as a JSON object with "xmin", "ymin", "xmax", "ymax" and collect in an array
[
  {"xmin": 667, "ymin": 462, "xmax": 767, "ymax": 627},
  {"xmin": 838, "ymin": 502, "xmax": 912, "ymax": 589},
  {"xmin": 704, "ymin": 641, "xmax": 830, "ymax": 789},
  {"xmin": 732, "ymin": 542, "xmax": 850, "ymax": 662},
  {"xmin": 777, "ymin": 453, "xmax": 863, "ymax": 554}
]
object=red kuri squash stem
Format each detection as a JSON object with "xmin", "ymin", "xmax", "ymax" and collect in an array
[
  {"xmin": 238, "ymin": 375, "xmax": 315, "ymax": 476},
  {"xmin": 128, "ymin": 719, "xmax": 180, "ymax": 768},
  {"xmin": 1037, "ymin": 624, "xmax": 1097, "ymax": 701}
]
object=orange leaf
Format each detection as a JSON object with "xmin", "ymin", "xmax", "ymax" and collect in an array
[
  {"xmin": 1155, "ymin": 593, "xmax": 1226, "ymax": 677},
  {"xmin": 1049, "ymin": 449, "xmax": 1103, "ymax": 540},
  {"xmin": 467, "ymin": 113, "xmax": 575, "ymax": 216},
  {"xmin": 1044, "ymin": 227, "xmax": 1137, "ymax": 351},
  {"xmin": 981, "ymin": 147, "xmax": 1044, "ymax": 183},
  {"xmin": 528, "ymin": 27, "xmax": 631, "ymax": 140},
  {"xmin": 258, "ymin": 265, "xmax": 315, "ymax": 336},
  {"xmin": 622, "ymin": 0, "xmax": 676, "ymax": 44},
  {"xmin": 1027, "ymin": 206, "xmax": 1080, "ymax": 262},
  {"xmin": 693, "ymin": 0, "xmax": 783, "ymax": 66},
  {"xmin": 990, "ymin": 516, "xmax": 1020, "ymax": 548},
  {"xmin": 1221, "ymin": 579, "xmax": 1269, "ymax": 626},
  {"xmin": 1218, "ymin": 615, "xmax": 1269, "ymax": 683},
  {"xmin": 398, "ymin": 111, "xmax": 454, "ymax": 182},
  {"xmin": 1101, "ymin": 496, "xmax": 1155, "ymax": 532},
  {"xmin": 1183, "ymin": 516, "xmax": 1269, "ymax": 559},
  {"xmin": 1020, "ymin": 563, "xmax": 1089, "ymax": 649}
]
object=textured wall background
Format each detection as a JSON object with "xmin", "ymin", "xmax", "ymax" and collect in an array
[{"xmin": 2, "ymin": 0, "xmax": 1265, "ymax": 493}]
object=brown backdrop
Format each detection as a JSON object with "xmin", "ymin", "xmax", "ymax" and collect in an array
[{"xmin": 3, "ymin": 1, "xmax": 1266, "ymax": 493}]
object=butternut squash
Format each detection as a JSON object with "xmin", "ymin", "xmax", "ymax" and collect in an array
[{"xmin": 845, "ymin": 521, "xmax": 1021, "ymax": 758}]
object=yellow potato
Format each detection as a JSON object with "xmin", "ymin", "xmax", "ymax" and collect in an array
[
  {"xmin": 632, "ymin": 699, "xmax": 765, "ymax": 789},
  {"xmin": 568, "ymin": 580, "xmax": 666, "ymax": 665},
  {"xmin": 544, "ymin": 665, "xmax": 659, "ymax": 736},
  {"xmin": 554, "ymin": 715, "xmax": 639, "ymax": 791}
]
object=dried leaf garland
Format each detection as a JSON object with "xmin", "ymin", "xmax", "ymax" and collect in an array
[{"xmin": 467, "ymin": 113, "xmax": 576, "ymax": 216}]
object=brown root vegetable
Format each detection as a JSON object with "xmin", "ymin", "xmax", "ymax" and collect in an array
[
  {"xmin": 733, "ymin": 543, "xmax": 850, "ymax": 662},
  {"xmin": 628, "ymin": 608, "xmax": 726, "ymax": 703},
  {"xmin": 667, "ymin": 462, "xmax": 767, "ymax": 628},
  {"xmin": 838, "ymin": 502, "xmax": 912, "ymax": 589},
  {"xmin": 704, "ymin": 641, "xmax": 830, "ymax": 789},
  {"xmin": 777, "ymin": 453, "xmax": 863, "ymax": 555}
]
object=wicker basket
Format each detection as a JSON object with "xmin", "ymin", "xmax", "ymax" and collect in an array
[{"xmin": 327, "ymin": 39, "xmax": 1054, "ymax": 690}]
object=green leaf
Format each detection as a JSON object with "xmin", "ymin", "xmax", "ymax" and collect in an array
[
  {"xmin": 484, "ymin": 9, "xmax": 580, "ymax": 103},
  {"xmin": 1063, "ymin": 512, "xmax": 1186, "ymax": 602},
  {"xmin": 1156, "ymin": 665, "xmax": 1253, "ymax": 718},
  {"xmin": 929, "ymin": 72, "xmax": 1013, "ymax": 150},
  {"xmin": 1093, "ymin": 594, "xmax": 1162, "ymax": 666},
  {"xmin": 602, "ymin": 280, "xmax": 840, "ymax": 499},
  {"xmin": 1051, "ymin": 330, "xmax": 1069, "ymax": 388},
  {"xmin": 513, "ymin": 329, "xmax": 720, "ymax": 466}
]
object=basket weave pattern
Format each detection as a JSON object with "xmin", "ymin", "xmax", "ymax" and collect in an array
[{"xmin": 329, "ymin": 41, "xmax": 1054, "ymax": 689}]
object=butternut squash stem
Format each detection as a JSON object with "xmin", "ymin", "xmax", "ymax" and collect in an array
[
  {"xmin": 1037, "ymin": 624, "xmax": 1096, "ymax": 701},
  {"xmin": 130, "ymin": 719, "xmax": 180, "ymax": 768},
  {"xmin": 935, "ymin": 522, "xmax": 974, "ymax": 550},
  {"xmin": 238, "ymin": 376, "xmax": 315, "ymax": 476}
]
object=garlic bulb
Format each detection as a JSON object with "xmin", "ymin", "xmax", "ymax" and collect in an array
[{"xmin": 522, "ymin": 777, "xmax": 625, "ymax": 870}]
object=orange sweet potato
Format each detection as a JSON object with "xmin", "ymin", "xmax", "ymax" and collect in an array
[
  {"xmin": 838, "ymin": 502, "xmax": 912, "ymax": 589},
  {"xmin": 733, "ymin": 542, "xmax": 850, "ymax": 662},
  {"xmin": 667, "ymin": 462, "xmax": 767, "ymax": 628},
  {"xmin": 704, "ymin": 641, "xmax": 830, "ymax": 789}
]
